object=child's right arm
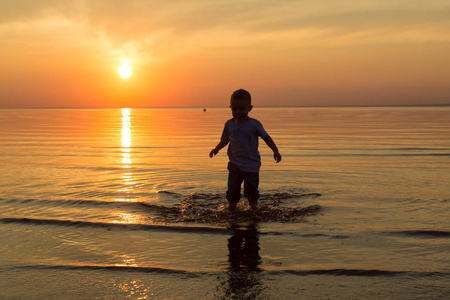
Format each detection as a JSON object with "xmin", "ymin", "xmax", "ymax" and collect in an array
[{"xmin": 209, "ymin": 140, "xmax": 229, "ymax": 158}]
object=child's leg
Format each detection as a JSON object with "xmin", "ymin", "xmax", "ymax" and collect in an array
[
  {"xmin": 226, "ymin": 162, "xmax": 244, "ymax": 208},
  {"xmin": 243, "ymin": 172, "xmax": 259, "ymax": 209}
]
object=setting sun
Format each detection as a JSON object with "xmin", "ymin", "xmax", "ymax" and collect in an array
[{"xmin": 118, "ymin": 60, "xmax": 132, "ymax": 79}]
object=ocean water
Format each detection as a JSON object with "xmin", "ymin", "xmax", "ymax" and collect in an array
[{"xmin": 0, "ymin": 107, "xmax": 449, "ymax": 299}]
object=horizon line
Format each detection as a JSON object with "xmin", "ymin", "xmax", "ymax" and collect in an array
[{"xmin": 1, "ymin": 104, "xmax": 450, "ymax": 110}]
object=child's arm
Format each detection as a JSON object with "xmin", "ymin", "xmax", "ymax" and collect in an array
[
  {"xmin": 209, "ymin": 140, "xmax": 229, "ymax": 158},
  {"xmin": 263, "ymin": 135, "xmax": 282, "ymax": 163}
]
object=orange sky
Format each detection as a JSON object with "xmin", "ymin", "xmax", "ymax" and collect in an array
[{"xmin": 1, "ymin": 1, "xmax": 449, "ymax": 108}]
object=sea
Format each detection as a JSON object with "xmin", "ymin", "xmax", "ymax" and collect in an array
[{"xmin": 0, "ymin": 107, "xmax": 449, "ymax": 299}]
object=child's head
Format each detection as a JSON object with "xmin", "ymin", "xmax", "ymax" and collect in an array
[
  {"xmin": 230, "ymin": 89, "xmax": 251, "ymax": 106},
  {"xmin": 230, "ymin": 89, "xmax": 253, "ymax": 121}
]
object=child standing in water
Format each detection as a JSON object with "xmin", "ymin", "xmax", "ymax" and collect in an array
[{"xmin": 209, "ymin": 89, "xmax": 282, "ymax": 210}]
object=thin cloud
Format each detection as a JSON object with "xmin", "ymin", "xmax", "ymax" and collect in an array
[{"xmin": 3, "ymin": 1, "xmax": 450, "ymax": 46}]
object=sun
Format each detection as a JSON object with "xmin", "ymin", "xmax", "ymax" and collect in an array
[{"xmin": 118, "ymin": 60, "xmax": 132, "ymax": 79}]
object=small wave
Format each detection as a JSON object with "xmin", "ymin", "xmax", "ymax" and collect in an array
[
  {"xmin": 10, "ymin": 264, "xmax": 204, "ymax": 278},
  {"xmin": 157, "ymin": 190, "xmax": 183, "ymax": 197},
  {"xmin": 0, "ymin": 197, "xmax": 118, "ymax": 206},
  {"xmin": 259, "ymin": 191, "xmax": 321, "ymax": 201},
  {"xmin": 7, "ymin": 265, "xmax": 450, "ymax": 279},
  {"xmin": 0, "ymin": 217, "xmax": 232, "ymax": 235},
  {"xmin": 0, "ymin": 197, "xmax": 173, "ymax": 213},
  {"xmin": 268, "ymin": 269, "xmax": 450, "ymax": 278},
  {"xmin": 299, "ymin": 233, "xmax": 329, "ymax": 238},
  {"xmin": 1, "ymin": 189, "xmax": 322, "ymax": 226},
  {"xmin": 390, "ymin": 230, "xmax": 450, "ymax": 238},
  {"xmin": 0, "ymin": 198, "xmax": 157, "ymax": 212},
  {"xmin": 261, "ymin": 232, "xmax": 351, "ymax": 239}
]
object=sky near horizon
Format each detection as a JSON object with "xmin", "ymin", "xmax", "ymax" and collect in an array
[{"xmin": 1, "ymin": 0, "xmax": 449, "ymax": 108}]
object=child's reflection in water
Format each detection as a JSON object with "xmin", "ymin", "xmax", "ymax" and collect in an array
[
  {"xmin": 228, "ymin": 224, "xmax": 261, "ymax": 271},
  {"xmin": 223, "ymin": 224, "xmax": 265, "ymax": 299}
]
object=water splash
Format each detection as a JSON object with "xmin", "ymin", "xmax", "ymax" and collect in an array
[{"xmin": 152, "ymin": 190, "xmax": 322, "ymax": 226}]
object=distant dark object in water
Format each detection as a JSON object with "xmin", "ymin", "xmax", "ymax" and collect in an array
[{"xmin": 203, "ymin": 108, "xmax": 206, "ymax": 112}]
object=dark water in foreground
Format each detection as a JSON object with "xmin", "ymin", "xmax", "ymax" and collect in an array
[{"xmin": 1, "ymin": 107, "xmax": 449, "ymax": 299}]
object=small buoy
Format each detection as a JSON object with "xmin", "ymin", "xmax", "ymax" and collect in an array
[{"xmin": 203, "ymin": 108, "xmax": 206, "ymax": 112}]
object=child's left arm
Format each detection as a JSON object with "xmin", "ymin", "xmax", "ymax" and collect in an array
[{"xmin": 263, "ymin": 135, "xmax": 282, "ymax": 163}]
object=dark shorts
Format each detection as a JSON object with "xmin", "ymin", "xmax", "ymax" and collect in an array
[{"xmin": 226, "ymin": 162, "xmax": 260, "ymax": 204}]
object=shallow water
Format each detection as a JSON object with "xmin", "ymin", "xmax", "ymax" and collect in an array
[{"xmin": 1, "ymin": 107, "xmax": 449, "ymax": 299}]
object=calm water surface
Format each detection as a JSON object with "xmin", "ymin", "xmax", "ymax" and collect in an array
[{"xmin": 1, "ymin": 107, "xmax": 449, "ymax": 299}]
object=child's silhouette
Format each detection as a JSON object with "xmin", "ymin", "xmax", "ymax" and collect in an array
[{"xmin": 209, "ymin": 89, "xmax": 281, "ymax": 210}]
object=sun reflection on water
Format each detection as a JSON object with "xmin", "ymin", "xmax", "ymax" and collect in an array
[
  {"xmin": 121, "ymin": 108, "xmax": 132, "ymax": 167},
  {"xmin": 116, "ymin": 108, "xmax": 136, "ymax": 202},
  {"xmin": 116, "ymin": 254, "xmax": 138, "ymax": 267},
  {"xmin": 113, "ymin": 255, "xmax": 153, "ymax": 300},
  {"xmin": 111, "ymin": 212, "xmax": 142, "ymax": 224},
  {"xmin": 116, "ymin": 279, "xmax": 153, "ymax": 299}
]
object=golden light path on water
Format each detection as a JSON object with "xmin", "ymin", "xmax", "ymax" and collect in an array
[
  {"xmin": 121, "ymin": 107, "xmax": 132, "ymax": 168},
  {"xmin": 114, "ymin": 108, "xmax": 140, "ymax": 224},
  {"xmin": 113, "ymin": 108, "xmax": 142, "ymax": 279},
  {"xmin": 119, "ymin": 108, "xmax": 135, "ymax": 198}
]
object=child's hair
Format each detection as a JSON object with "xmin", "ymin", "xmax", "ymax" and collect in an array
[{"xmin": 231, "ymin": 89, "xmax": 251, "ymax": 105}]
